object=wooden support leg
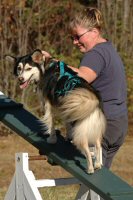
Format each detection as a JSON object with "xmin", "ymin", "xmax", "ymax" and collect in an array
[
  {"xmin": 75, "ymin": 184, "xmax": 90, "ymax": 200},
  {"xmin": 4, "ymin": 174, "xmax": 16, "ymax": 200},
  {"xmin": 75, "ymin": 183, "xmax": 101, "ymax": 200}
]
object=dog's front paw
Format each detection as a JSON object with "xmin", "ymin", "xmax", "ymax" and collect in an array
[
  {"xmin": 94, "ymin": 162, "xmax": 102, "ymax": 170},
  {"xmin": 47, "ymin": 134, "xmax": 57, "ymax": 144},
  {"xmin": 87, "ymin": 167, "xmax": 94, "ymax": 174}
]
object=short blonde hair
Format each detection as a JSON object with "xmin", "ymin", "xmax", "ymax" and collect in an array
[{"xmin": 69, "ymin": 7, "xmax": 103, "ymax": 33}]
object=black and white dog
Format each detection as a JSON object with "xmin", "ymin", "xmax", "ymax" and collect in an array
[{"xmin": 5, "ymin": 49, "xmax": 106, "ymax": 174}]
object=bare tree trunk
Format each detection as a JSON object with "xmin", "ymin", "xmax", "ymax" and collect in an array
[
  {"xmin": 121, "ymin": 0, "xmax": 130, "ymax": 51},
  {"xmin": 98, "ymin": 0, "xmax": 133, "ymax": 56}
]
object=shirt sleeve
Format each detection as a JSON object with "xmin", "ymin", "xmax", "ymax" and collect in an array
[{"xmin": 80, "ymin": 50, "xmax": 105, "ymax": 76}]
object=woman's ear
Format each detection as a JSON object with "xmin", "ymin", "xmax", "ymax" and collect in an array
[{"xmin": 91, "ymin": 28, "xmax": 99, "ymax": 35}]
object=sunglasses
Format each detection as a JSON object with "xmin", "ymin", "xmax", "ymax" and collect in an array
[{"xmin": 71, "ymin": 30, "xmax": 90, "ymax": 41}]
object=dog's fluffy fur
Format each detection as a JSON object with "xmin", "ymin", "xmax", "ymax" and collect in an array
[{"xmin": 5, "ymin": 49, "xmax": 106, "ymax": 174}]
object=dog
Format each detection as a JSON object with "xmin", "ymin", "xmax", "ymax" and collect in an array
[{"xmin": 5, "ymin": 49, "xmax": 106, "ymax": 174}]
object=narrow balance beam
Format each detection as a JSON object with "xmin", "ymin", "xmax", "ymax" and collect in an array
[{"xmin": 0, "ymin": 94, "xmax": 133, "ymax": 200}]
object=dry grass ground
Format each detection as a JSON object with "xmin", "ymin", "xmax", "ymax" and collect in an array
[{"xmin": 0, "ymin": 127, "xmax": 133, "ymax": 199}]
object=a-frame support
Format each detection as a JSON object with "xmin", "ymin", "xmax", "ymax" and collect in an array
[{"xmin": 4, "ymin": 152, "xmax": 100, "ymax": 200}]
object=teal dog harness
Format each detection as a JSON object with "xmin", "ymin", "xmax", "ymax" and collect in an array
[{"xmin": 53, "ymin": 61, "xmax": 81, "ymax": 97}]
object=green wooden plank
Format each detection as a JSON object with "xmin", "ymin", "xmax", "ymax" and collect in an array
[{"xmin": 0, "ymin": 95, "xmax": 133, "ymax": 200}]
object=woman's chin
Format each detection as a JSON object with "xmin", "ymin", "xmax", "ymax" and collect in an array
[
  {"xmin": 79, "ymin": 48, "xmax": 86, "ymax": 53},
  {"xmin": 77, "ymin": 45, "xmax": 86, "ymax": 53}
]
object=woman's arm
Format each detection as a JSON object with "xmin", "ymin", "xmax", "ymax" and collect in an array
[
  {"xmin": 68, "ymin": 65, "xmax": 97, "ymax": 83},
  {"xmin": 42, "ymin": 50, "xmax": 97, "ymax": 83}
]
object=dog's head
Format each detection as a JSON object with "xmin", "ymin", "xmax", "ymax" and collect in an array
[{"xmin": 5, "ymin": 49, "xmax": 48, "ymax": 89}]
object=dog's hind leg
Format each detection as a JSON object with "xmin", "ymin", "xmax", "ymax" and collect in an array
[
  {"xmin": 75, "ymin": 139, "xmax": 94, "ymax": 174},
  {"xmin": 42, "ymin": 100, "xmax": 57, "ymax": 144},
  {"xmin": 94, "ymin": 139, "xmax": 102, "ymax": 169},
  {"xmin": 72, "ymin": 123, "xmax": 94, "ymax": 174},
  {"xmin": 82, "ymin": 143, "xmax": 94, "ymax": 174}
]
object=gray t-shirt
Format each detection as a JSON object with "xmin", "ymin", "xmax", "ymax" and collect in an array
[{"xmin": 80, "ymin": 41, "xmax": 127, "ymax": 119}]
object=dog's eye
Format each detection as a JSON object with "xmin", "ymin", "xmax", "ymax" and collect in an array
[
  {"xmin": 17, "ymin": 66, "xmax": 21, "ymax": 71},
  {"xmin": 26, "ymin": 68, "xmax": 32, "ymax": 71}
]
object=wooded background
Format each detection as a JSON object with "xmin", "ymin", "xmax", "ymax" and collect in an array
[{"xmin": 0, "ymin": 0, "xmax": 133, "ymax": 135}]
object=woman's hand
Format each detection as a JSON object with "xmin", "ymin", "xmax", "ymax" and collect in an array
[
  {"xmin": 41, "ymin": 50, "xmax": 52, "ymax": 60},
  {"xmin": 42, "ymin": 50, "xmax": 60, "ymax": 62}
]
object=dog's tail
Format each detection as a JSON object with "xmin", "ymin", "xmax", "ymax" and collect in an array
[
  {"xmin": 72, "ymin": 107, "xmax": 106, "ymax": 147},
  {"xmin": 58, "ymin": 88, "xmax": 100, "ymax": 122}
]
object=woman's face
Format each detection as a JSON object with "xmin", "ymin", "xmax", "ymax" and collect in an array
[{"xmin": 71, "ymin": 25, "xmax": 99, "ymax": 53}]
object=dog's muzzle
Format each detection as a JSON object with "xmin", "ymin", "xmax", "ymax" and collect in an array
[{"xmin": 18, "ymin": 75, "xmax": 34, "ymax": 89}]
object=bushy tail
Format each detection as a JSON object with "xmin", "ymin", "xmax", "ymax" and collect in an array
[
  {"xmin": 72, "ymin": 107, "xmax": 106, "ymax": 146},
  {"xmin": 58, "ymin": 88, "xmax": 99, "ymax": 122}
]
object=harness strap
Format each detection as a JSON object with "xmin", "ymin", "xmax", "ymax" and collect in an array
[
  {"xmin": 59, "ymin": 61, "xmax": 73, "ymax": 79},
  {"xmin": 59, "ymin": 61, "xmax": 65, "ymax": 78}
]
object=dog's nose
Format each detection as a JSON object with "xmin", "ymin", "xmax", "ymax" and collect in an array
[{"xmin": 18, "ymin": 77, "xmax": 24, "ymax": 82}]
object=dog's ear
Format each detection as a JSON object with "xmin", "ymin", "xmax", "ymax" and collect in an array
[
  {"xmin": 4, "ymin": 55, "xmax": 16, "ymax": 64},
  {"xmin": 4, "ymin": 55, "xmax": 18, "ymax": 76},
  {"xmin": 31, "ymin": 49, "xmax": 43, "ymax": 64}
]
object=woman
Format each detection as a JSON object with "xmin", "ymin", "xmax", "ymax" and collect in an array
[{"xmin": 43, "ymin": 7, "xmax": 128, "ymax": 169}]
